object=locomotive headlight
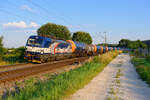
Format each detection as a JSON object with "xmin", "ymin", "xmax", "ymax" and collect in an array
[
  {"xmin": 40, "ymin": 50, "xmax": 44, "ymax": 54},
  {"xmin": 26, "ymin": 47, "xmax": 32, "ymax": 51}
]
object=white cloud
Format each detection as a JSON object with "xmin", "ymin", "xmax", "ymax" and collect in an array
[
  {"xmin": 21, "ymin": 5, "xmax": 33, "ymax": 12},
  {"xmin": 3, "ymin": 21, "xmax": 39, "ymax": 29},
  {"xmin": 29, "ymin": 22, "xmax": 39, "ymax": 28},
  {"xmin": 3, "ymin": 21, "xmax": 27, "ymax": 29}
]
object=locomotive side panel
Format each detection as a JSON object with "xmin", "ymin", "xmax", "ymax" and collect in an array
[{"xmin": 54, "ymin": 42, "xmax": 73, "ymax": 60}]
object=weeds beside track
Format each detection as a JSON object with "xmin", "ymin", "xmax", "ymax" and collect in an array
[{"xmin": 3, "ymin": 51, "xmax": 119, "ymax": 100}]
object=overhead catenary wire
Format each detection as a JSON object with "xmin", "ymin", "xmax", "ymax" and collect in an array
[
  {"xmin": 3, "ymin": 0, "xmax": 51, "ymax": 23},
  {"xmin": 0, "ymin": 8, "xmax": 24, "ymax": 20},
  {"xmin": 1, "ymin": 0, "xmax": 88, "ymax": 33},
  {"xmin": 27, "ymin": 0, "xmax": 71, "ymax": 25},
  {"xmin": 93, "ymin": 32, "xmax": 108, "ymax": 45},
  {"xmin": 45, "ymin": 0, "xmax": 83, "ymax": 31},
  {"xmin": 4, "ymin": 0, "xmax": 85, "ymax": 31},
  {"xmin": 28, "ymin": 0, "xmax": 82, "ymax": 31},
  {"xmin": 44, "ymin": 0, "xmax": 74, "ymax": 23}
]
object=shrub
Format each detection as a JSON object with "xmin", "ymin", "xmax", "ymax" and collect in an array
[
  {"xmin": 146, "ymin": 55, "xmax": 150, "ymax": 62},
  {"xmin": 2, "ymin": 46, "xmax": 27, "ymax": 64},
  {"xmin": 132, "ymin": 57, "xmax": 150, "ymax": 85}
]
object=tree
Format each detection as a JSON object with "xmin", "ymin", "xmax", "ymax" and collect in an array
[
  {"xmin": 37, "ymin": 23, "xmax": 71, "ymax": 40},
  {"xmin": 0, "ymin": 36, "xmax": 4, "ymax": 60},
  {"xmin": 118, "ymin": 39, "xmax": 131, "ymax": 48},
  {"xmin": 72, "ymin": 31, "xmax": 92, "ymax": 44},
  {"xmin": 136, "ymin": 40, "xmax": 147, "ymax": 48}
]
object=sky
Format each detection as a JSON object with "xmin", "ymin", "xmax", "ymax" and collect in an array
[{"xmin": 0, "ymin": 0, "xmax": 150, "ymax": 48}]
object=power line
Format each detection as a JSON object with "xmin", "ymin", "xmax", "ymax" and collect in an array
[
  {"xmin": 27, "ymin": 0, "xmax": 71, "ymax": 24},
  {"xmin": 44, "ymin": 0, "xmax": 73, "ymax": 23},
  {"xmin": 4, "ymin": 0, "xmax": 50, "ymax": 23},
  {"xmin": 28, "ymin": 0, "xmax": 82, "ymax": 31},
  {"xmin": 104, "ymin": 32, "xmax": 107, "ymax": 45},
  {"xmin": 95, "ymin": 32, "xmax": 108, "ymax": 45},
  {"xmin": 2, "ymin": 0, "xmax": 86, "ymax": 32},
  {"xmin": 45, "ymin": 0, "xmax": 84, "ymax": 31},
  {"xmin": 0, "ymin": 8, "xmax": 23, "ymax": 20}
]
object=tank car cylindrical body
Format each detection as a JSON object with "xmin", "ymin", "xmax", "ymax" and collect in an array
[
  {"xmin": 96, "ymin": 46, "xmax": 104, "ymax": 54},
  {"xmin": 103, "ymin": 46, "xmax": 107, "ymax": 53},
  {"xmin": 66, "ymin": 40, "xmax": 88, "ymax": 57},
  {"xmin": 86, "ymin": 44, "xmax": 97, "ymax": 56},
  {"xmin": 113, "ymin": 47, "xmax": 117, "ymax": 51}
]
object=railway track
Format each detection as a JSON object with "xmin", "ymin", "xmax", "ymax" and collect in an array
[
  {"xmin": 0, "ymin": 63, "xmax": 29, "ymax": 69},
  {"xmin": 0, "ymin": 57, "xmax": 89, "ymax": 83}
]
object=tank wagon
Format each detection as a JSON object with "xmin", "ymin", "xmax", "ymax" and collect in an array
[{"xmin": 25, "ymin": 35, "xmax": 119, "ymax": 63}]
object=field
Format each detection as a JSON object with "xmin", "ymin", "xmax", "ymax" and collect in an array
[{"xmin": 3, "ymin": 51, "xmax": 119, "ymax": 100}]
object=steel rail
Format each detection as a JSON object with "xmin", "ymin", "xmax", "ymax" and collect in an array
[{"xmin": 0, "ymin": 57, "xmax": 88, "ymax": 83}]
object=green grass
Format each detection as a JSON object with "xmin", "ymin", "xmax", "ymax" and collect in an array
[
  {"xmin": 0, "ymin": 46, "xmax": 27, "ymax": 65},
  {"xmin": 132, "ymin": 57, "xmax": 150, "ymax": 85},
  {"xmin": 106, "ymin": 96, "xmax": 112, "ymax": 100},
  {"xmin": 0, "ymin": 53, "xmax": 27, "ymax": 65},
  {"xmin": 3, "ymin": 51, "xmax": 119, "ymax": 100}
]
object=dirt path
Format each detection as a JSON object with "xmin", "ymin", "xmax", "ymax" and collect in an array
[{"xmin": 66, "ymin": 54, "xmax": 150, "ymax": 100}]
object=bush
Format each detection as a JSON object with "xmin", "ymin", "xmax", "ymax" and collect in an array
[
  {"xmin": 2, "ymin": 46, "xmax": 27, "ymax": 64},
  {"xmin": 146, "ymin": 55, "xmax": 150, "ymax": 62},
  {"xmin": 132, "ymin": 57, "xmax": 150, "ymax": 85}
]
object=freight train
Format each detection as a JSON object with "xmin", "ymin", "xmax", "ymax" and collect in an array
[{"xmin": 25, "ymin": 35, "xmax": 119, "ymax": 63}]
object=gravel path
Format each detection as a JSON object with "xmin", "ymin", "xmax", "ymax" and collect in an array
[{"xmin": 66, "ymin": 54, "xmax": 150, "ymax": 100}]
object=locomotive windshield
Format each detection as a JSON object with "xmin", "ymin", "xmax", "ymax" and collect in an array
[{"xmin": 26, "ymin": 36, "xmax": 43, "ymax": 47}]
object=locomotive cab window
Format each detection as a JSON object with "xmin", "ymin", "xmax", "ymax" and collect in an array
[
  {"xmin": 44, "ymin": 41, "xmax": 51, "ymax": 48},
  {"xmin": 57, "ymin": 43, "xmax": 69, "ymax": 49},
  {"xmin": 27, "ymin": 37, "xmax": 43, "ymax": 47}
]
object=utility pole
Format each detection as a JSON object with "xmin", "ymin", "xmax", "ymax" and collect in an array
[
  {"xmin": 98, "ymin": 32, "xmax": 107, "ymax": 46},
  {"xmin": 104, "ymin": 32, "xmax": 107, "ymax": 46}
]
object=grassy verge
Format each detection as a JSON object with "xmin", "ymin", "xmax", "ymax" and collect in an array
[
  {"xmin": 0, "ymin": 53, "xmax": 27, "ymax": 66},
  {"xmin": 132, "ymin": 57, "xmax": 150, "ymax": 85},
  {"xmin": 3, "ymin": 51, "xmax": 119, "ymax": 100}
]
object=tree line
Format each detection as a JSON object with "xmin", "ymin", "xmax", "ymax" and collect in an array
[
  {"xmin": 118, "ymin": 39, "xmax": 147, "ymax": 49},
  {"xmin": 37, "ymin": 23, "xmax": 93, "ymax": 44}
]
